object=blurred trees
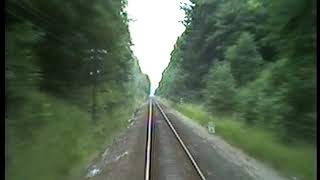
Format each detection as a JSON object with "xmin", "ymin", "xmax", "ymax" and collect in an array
[
  {"xmin": 204, "ymin": 61, "xmax": 236, "ymax": 115},
  {"xmin": 6, "ymin": 0, "xmax": 150, "ymax": 122},
  {"xmin": 5, "ymin": 0, "xmax": 150, "ymax": 179},
  {"xmin": 156, "ymin": 0, "xmax": 316, "ymax": 144},
  {"xmin": 225, "ymin": 32, "xmax": 264, "ymax": 87}
]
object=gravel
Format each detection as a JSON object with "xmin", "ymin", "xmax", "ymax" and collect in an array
[{"xmin": 164, "ymin": 105, "xmax": 290, "ymax": 180}]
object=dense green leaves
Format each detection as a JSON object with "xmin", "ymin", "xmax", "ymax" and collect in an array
[
  {"xmin": 5, "ymin": 22, "xmax": 43, "ymax": 103},
  {"xmin": 156, "ymin": 0, "xmax": 315, "ymax": 144},
  {"xmin": 204, "ymin": 61, "xmax": 236, "ymax": 115},
  {"xmin": 226, "ymin": 32, "xmax": 264, "ymax": 87},
  {"xmin": 6, "ymin": 0, "xmax": 150, "ymax": 117},
  {"xmin": 6, "ymin": 0, "xmax": 150, "ymax": 179}
]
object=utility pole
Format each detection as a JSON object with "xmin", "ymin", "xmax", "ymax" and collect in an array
[{"xmin": 88, "ymin": 48, "xmax": 107, "ymax": 122}]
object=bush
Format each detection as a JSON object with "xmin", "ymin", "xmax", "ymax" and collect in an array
[
  {"xmin": 7, "ymin": 91, "xmax": 136, "ymax": 180},
  {"xmin": 174, "ymin": 102, "xmax": 316, "ymax": 180},
  {"xmin": 236, "ymin": 58, "xmax": 316, "ymax": 143}
]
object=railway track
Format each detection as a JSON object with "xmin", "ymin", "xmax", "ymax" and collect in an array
[
  {"xmin": 144, "ymin": 98, "xmax": 206, "ymax": 180},
  {"xmin": 84, "ymin": 98, "xmax": 277, "ymax": 180}
]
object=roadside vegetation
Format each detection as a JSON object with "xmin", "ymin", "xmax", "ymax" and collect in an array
[
  {"xmin": 173, "ymin": 103, "xmax": 315, "ymax": 180},
  {"xmin": 5, "ymin": 1, "xmax": 150, "ymax": 180},
  {"xmin": 156, "ymin": 0, "xmax": 316, "ymax": 179},
  {"xmin": 7, "ymin": 92, "xmax": 140, "ymax": 180}
]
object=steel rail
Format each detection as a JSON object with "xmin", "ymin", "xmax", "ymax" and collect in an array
[
  {"xmin": 144, "ymin": 99, "xmax": 153, "ymax": 180},
  {"xmin": 153, "ymin": 100, "xmax": 207, "ymax": 180}
]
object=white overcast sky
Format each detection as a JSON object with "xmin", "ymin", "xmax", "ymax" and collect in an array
[{"xmin": 126, "ymin": 0, "xmax": 189, "ymax": 95}]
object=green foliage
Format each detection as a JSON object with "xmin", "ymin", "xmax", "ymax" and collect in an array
[
  {"xmin": 237, "ymin": 58, "xmax": 316, "ymax": 143},
  {"xmin": 5, "ymin": 22, "xmax": 43, "ymax": 102},
  {"xmin": 6, "ymin": 0, "xmax": 150, "ymax": 179},
  {"xmin": 174, "ymin": 103, "xmax": 211, "ymax": 126},
  {"xmin": 156, "ymin": 0, "xmax": 267, "ymax": 100},
  {"xmin": 157, "ymin": 0, "xmax": 315, "ymax": 144},
  {"xmin": 175, "ymin": 102, "xmax": 315, "ymax": 180},
  {"xmin": 157, "ymin": 0, "xmax": 316, "ymax": 177},
  {"xmin": 7, "ymin": 92, "xmax": 137, "ymax": 180},
  {"xmin": 204, "ymin": 61, "xmax": 236, "ymax": 115},
  {"xmin": 8, "ymin": 93, "xmax": 91, "ymax": 180},
  {"xmin": 156, "ymin": 36, "xmax": 187, "ymax": 101},
  {"xmin": 263, "ymin": 0, "xmax": 316, "ymax": 58},
  {"xmin": 127, "ymin": 55, "xmax": 150, "ymax": 99},
  {"xmin": 226, "ymin": 32, "xmax": 264, "ymax": 87},
  {"xmin": 6, "ymin": 0, "xmax": 143, "ymax": 99}
]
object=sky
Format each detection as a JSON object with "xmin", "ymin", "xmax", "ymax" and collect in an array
[{"xmin": 126, "ymin": 0, "xmax": 189, "ymax": 95}]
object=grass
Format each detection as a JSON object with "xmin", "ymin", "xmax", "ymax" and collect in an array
[
  {"xmin": 172, "ymin": 102, "xmax": 316, "ymax": 180},
  {"xmin": 7, "ymin": 91, "xmax": 140, "ymax": 180}
]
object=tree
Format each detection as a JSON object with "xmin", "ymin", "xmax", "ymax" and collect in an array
[
  {"xmin": 204, "ymin": 61, "xmax": 236, "ymax": 115},
  {"xmin": 156, "ymin": 0, "xmax": 316, "ymax": 145},
  {"xmin": 226, "ymin": 32, "xmax": 264, "ymax": 87},
  {"xmin": 5, "ymin": 0, "xmax": 150, "ymax": 179}
]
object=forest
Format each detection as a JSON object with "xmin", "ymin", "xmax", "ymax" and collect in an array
[
  {"xmin": 156, "ymin": 0, "xmax": 316, "ymax": 144},
  {"xmin": 5, "ymin": 0, "xmax": 150, "ymax": 179},
  {"xmin": 5, "ymin": 0, "xmax": 316, "ymax": 179},
  {"xmin": 156, "ymin": 0, "xmax": 316, "ymax": 179}
]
